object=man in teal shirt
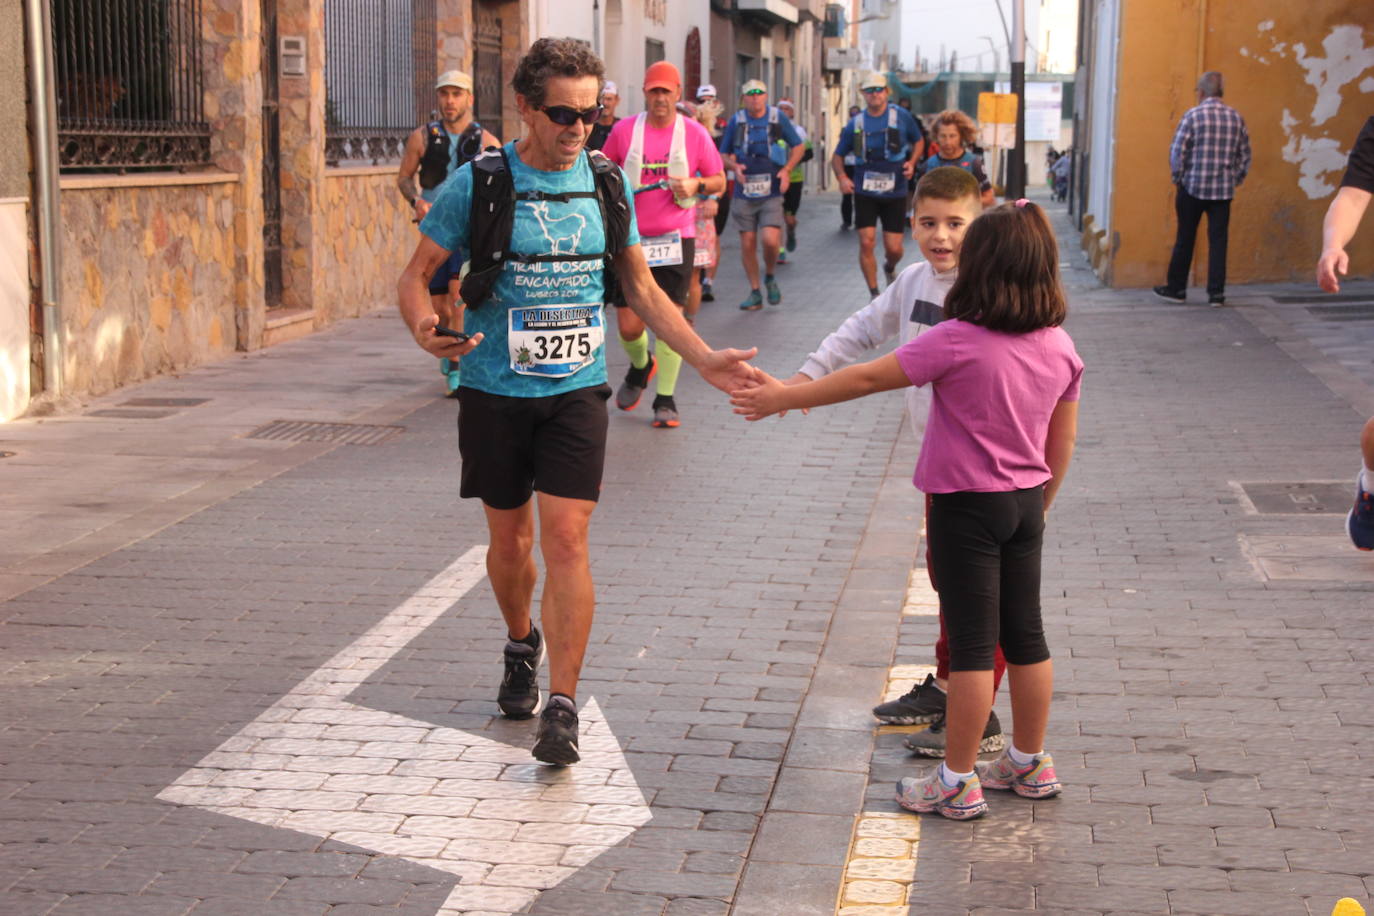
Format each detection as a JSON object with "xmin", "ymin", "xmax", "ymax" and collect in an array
[{"xmin": 397, "ymin": 39, "xmax": 757, "ymax": 767}]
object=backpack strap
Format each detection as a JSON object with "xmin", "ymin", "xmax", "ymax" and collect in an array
[{"xmin": 458, "ymin": 148, "xmax": 515, "ymax": 309}]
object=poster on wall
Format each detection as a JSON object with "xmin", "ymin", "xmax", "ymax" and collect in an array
[{"xmin": 995, "ymin": 81, "xmax": 1063, "ymax": 144}]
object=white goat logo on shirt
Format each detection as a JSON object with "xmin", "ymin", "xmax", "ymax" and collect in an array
[{"xmin": 529, "ymin": 203, "xmax": 587, "ymax": 256}]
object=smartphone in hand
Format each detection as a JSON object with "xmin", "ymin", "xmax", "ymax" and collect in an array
[{"xmin": 434, "ymin": 325, "xmax": 471, "ymax": 342}]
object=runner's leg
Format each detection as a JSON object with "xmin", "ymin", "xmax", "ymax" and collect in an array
[
  {"xmin": 536, "ymin": 492, "xmax": 598, "ymax": 700},
  {"xmin": 482, "ymin": 501, "xmax": 538, "ymax": 641}
]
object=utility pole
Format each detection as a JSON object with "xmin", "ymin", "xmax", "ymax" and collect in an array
[{"xmin": 1006, "ymin": 0, "xmax": 1026, "ymax": 199}]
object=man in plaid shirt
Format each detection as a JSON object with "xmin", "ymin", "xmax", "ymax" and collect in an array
[{"xmin": 1154, "ymin": 71, "xmax": 1251, "ymax": 306}]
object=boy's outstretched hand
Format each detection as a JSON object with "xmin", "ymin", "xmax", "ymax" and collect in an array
[{"xmin": 730, "ymin": 367, "xmax": 790, "ymax": 421}]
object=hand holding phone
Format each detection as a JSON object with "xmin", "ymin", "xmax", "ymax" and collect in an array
[{"xmin": 434, "ymin": 324, "xmax": 471, "ymax": 342}]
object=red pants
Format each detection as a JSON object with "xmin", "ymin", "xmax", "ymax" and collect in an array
[{"xmin": 926, "ymin": 493, "xmax": 1007, "ymax": 689}]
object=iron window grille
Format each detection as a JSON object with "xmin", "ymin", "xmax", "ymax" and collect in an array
[
  {"xmin": 325, "ymin": 0, "xmax": 436, "ymax": 165},
  {"xmin": 52, "ymin": 0, "xmax": 211, "ymax": 172}
]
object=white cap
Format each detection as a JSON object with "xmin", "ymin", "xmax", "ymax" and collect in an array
[
  {"xmin": 696, "ymin": 83, "xmax": 717, "ymax": 99},
  {"xmin": 435, "ymin": 70, "xmax": 473, "ymax": 91},
  {"xmin": 602, "ymin": 81, "xmax": 618, "ymax": 96},
  {"xmin": 860, "ymin": 71, "xmax": 888, "ymax": 91}
]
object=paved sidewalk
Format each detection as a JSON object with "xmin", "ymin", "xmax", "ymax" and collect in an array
[{"xmin": 1, "ymin": 190, "xmax": 1372, "ymax": 916}]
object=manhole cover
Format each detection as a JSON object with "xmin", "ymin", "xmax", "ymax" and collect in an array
[
  {"xmin": 119, "ymin": 397, "xmax": 211, "ymax": 407},
  {"xmin": 86, "ymin": 408, "xmax": 178, "ymax": 419},
  {"xmin": 1237, "ymin": 481, "xmax": 1350, "ymax": 514},
  {"xmin": 1307, "ymin": 303, "xmax": 1374, "ymax": 321},
  {"xmin": 246, "ymin": 420, "xmax": 403, "ymax": 446}
]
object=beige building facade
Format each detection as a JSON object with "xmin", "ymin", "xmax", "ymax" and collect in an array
[{"xmin": 10, "ymin": 0, "xmax": 527, "ymax": 422}]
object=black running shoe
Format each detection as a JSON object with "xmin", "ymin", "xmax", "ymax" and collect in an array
[
  {"xmin": 903, "ymin": 710, "xmax": 1006, "ymax": 759},
  {"xmin": 872, "ymin": 673, "xmax": 946, "ymax": 724},
  {"xmin": 532, "ymin": 696, "xmax": 580, "ymax": 765},
  {"xmin": 616, "ymin": 357, "xmax": 657, "ymax": 411},
  {"xmin": 497, "ymin": 627, "xmax": 544, "ymax": 719}
]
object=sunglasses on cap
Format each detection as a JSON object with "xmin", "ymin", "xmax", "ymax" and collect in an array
[
  {"xmin": 743, "ymin": 89, "xmax": 766, "ymax": 96},
  {"xmin": 861, "ymin": 86, "xmax": 886, "ymax": 94},
  {"xmin": 539, "ymin": 104, "xmax": 603, "ymax": 126}
]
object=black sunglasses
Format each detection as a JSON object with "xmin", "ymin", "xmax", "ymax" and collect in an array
[{"xmin": 540, "ymin": 104, "xmax": 603, "ymax": 126}]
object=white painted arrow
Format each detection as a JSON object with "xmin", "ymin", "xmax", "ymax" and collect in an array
[{"xmin": 157, "ymin": 546, "xmax": 651, "ymax": 915}]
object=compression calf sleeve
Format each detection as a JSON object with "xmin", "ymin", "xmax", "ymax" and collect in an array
[
  {"xmin": 655, "ymin": 339, "xmax": 684, "ymax": 397},
  {"xmin": 621, "ymin": 330, "xmax": 650, "ymax": 370}
]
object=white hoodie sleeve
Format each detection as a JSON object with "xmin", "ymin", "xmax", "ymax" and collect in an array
[{"xmin": 797, "ymin": 265, "xmax": 925, "ymax": 379}]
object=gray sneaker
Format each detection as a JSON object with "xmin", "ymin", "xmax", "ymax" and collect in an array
[
  {"xmin": 872, "ymin": 673, "xmax": 945, "ymax": 725},
  {"xmin": 615, "ymin": 356, "xmax": 656, "ymax": 411},
  {"xmin": 903, "ymin": 710, "xmax": 1006, "ymax": 759}
]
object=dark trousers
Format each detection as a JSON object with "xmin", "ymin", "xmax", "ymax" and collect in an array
[
  {"xmin": 840, "ymin": 165, "xmax": 856, "ymax": 225},
  {"xmin": 927, "ymin": 488, "xmax": 1050, "ymax": 672},
  {"xmin": 1166, "ymin": 187, "xmax": 1231, "ymax": 298}
]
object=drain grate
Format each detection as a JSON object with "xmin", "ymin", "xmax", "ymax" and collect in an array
[
  {"xmin": 1237, "ymin": 481, "xmax": 1350, "ymax": 514},
  {"xmin": 1306, "ymin": 303, "xmax": 1374, "ymax": 321},
  {"xmin": 246, "ymin": 420, "xmax": 404, "ymax": 446}
]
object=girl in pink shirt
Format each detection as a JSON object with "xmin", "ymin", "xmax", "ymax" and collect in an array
[{"xmin": 731, "ymin": 201, "xmax": 1082, "ymax": 820}]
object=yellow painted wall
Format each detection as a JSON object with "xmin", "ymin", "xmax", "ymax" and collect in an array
[{"xmin": 1108, "ymin": 3, "xmax": 1373, "ymax": 288}]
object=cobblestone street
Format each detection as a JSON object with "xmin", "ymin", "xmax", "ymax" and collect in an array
[{"xmin": 1, "ymin": 190, "xmax": 1372, "ymax": 915}]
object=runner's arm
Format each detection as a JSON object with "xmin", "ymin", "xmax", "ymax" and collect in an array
[
  {"xmin": 1317, "ymin": 186, "xmax": 1373, "ymax": 293},
  {"xmin": 397, "ymin": 128, "xmax": 427, "ymax": 213},
  {"xmin": 398, "ymin": 235, "xmax": 481, "ymax": 358},
  {"xmin": 614, "ymin": 244, "xmax": 757, "ymax": 392}
]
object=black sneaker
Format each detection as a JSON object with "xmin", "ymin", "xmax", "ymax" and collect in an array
[
  {"xmin": 532, "ymin": 695, "xmax": 580, "ymax": 765},
  {"xmin": 497, "ymin": 627, "xmax": 544, "ymax": 719},
  {"xmin": 872, "ymin": 673, "xmax": 946, "ymax": 724},
  {"xmin": 903, "ymin": 710, "xmax": 1006, "ymax": 759},
  {"xmin": 651, "ymin": 394, "xmax": 680, "ymax": 429},
  {"xmin": 701, "ymin": 280, "xmax": 715, "ymax": 302},
  {"xmin": 1208, "ymin": 294, "xmax": 1225, "ymax": 307},
  {"xmin": 615, "ymin": 356, "xmax": 656, "ymax": 411},
  {"xmin": 1152, "ymin": 285, "xmax": 1186, "ymax": 303}
]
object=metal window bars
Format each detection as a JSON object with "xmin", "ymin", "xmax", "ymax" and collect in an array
[
  {"xmin": 324, "ymin": 0, "xmax": 436, "ymax": 165},
  {"xmin": 52, "ymin": 0, "xmax": 211, "ymax": 171}
]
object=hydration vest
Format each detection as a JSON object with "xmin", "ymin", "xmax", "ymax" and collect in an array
[
  {"xmin": 459, "ymin": 148, "xmax": 633, "ymax": 310},
  {"xmin": 418, "ymin": 121, "xmax": 486, "ymax": 190},
  {"xmin": 623, "ymin": 112, "xmax": 695, "ymax": 209},
  {"xmin": 851, "ymin": 106, "xmax": 903, "ymax": 161},
  {"xmin": 733, "ymin": 107, "xmax": 787, "ymax": 165}
]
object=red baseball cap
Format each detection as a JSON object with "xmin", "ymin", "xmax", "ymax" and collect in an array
[{"xmin": 644, "ymin": 61, "xmax": 681, "ymax": 91}]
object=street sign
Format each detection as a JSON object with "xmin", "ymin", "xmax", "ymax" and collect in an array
[{"xmin": 157, "ymin": 546, "xmax": 651, "ymax": 915}]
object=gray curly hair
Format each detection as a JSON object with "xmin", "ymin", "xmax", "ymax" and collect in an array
[{"xmin": 512, "ymin": 38, "xmax": 606, "ymax": 110}]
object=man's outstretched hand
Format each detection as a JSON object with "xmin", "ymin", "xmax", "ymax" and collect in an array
[{"xmin": 698, "ymin": 347, "xmax": 760, "ymax": 394}]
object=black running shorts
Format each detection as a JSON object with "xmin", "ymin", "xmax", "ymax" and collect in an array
[
  {"xmin": 782, "ymin": 181, "xmax": 803, "ymax": 215},
  {"xmin": 614, "ymin": 237, "xmax": 695, "ymax": 308},
  {"xmin": 455, "ymin": 383, "xmax": 613, "ymax": 509},
  {"xmin": 428, "ymin": 250, "xmax": 463, "ymax": 296},
  {"xmin": 854, "ymin": 194, "xmax": 907, "ymax": 234}
]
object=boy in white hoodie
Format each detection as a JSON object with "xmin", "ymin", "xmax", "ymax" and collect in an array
[{"xmin": 784, "ymin": 166, "xmax": 1007, "ymax": 757}]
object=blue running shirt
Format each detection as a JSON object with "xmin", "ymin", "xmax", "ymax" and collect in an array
[{"xmin": 420, "ymin": 142, "xmax": 641, "ymax": 398}]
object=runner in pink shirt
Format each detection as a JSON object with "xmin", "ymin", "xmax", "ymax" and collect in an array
[{"xmin": 601, "ymin": 61, "xmax": 726, "ymax": 428}]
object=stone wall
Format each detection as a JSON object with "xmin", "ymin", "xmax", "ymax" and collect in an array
[
  {"xmin": 320, "ymin": 168, "xmax": 417, "ymax": 322},
  {"xmin": 58, "ymin": 178, "xmax": 240, "ymax": 396}
]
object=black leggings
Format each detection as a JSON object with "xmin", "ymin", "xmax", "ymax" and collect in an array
[{"xmin": 927, "ymin": 487, "xmax": 1050, "ymax": 672}]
